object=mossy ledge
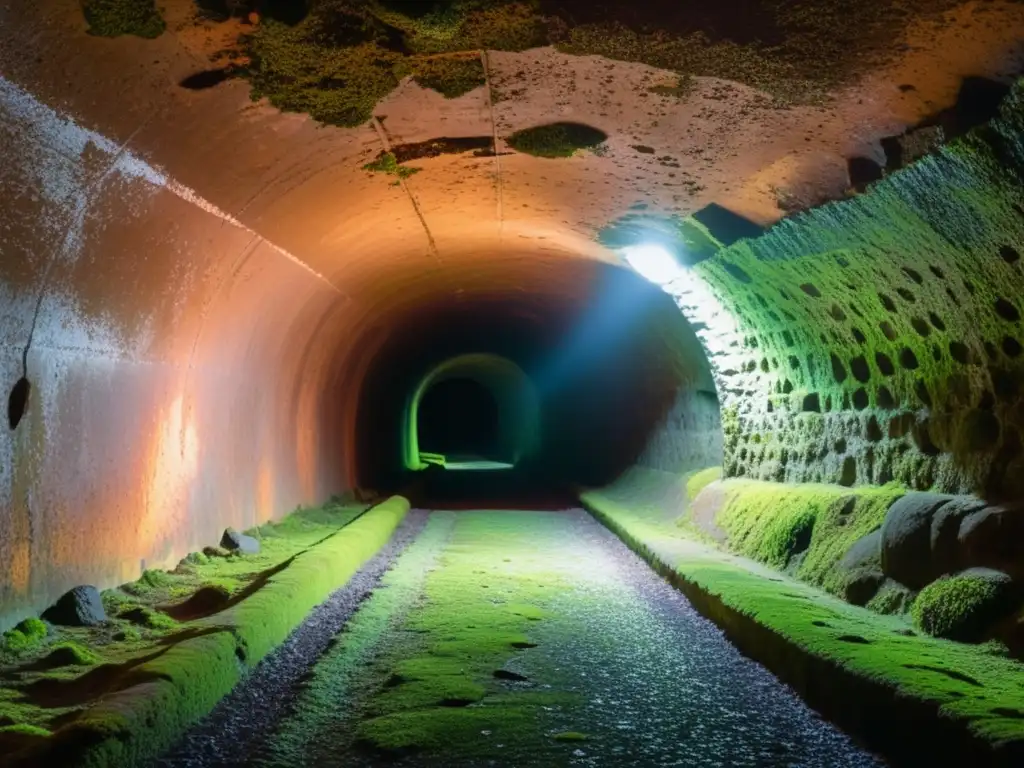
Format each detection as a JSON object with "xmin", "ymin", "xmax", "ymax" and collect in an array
[
  {"xmin": 580, "ymin": 488, "xmax": 1024, "ymax": 767},
  {"xmin": 7, "ymin": 496, "xmax": 410, "ymax": 768}
]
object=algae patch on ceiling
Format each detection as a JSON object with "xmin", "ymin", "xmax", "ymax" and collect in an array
[{"xmin": 170, "ymin": 0, "xmax": 972, "ymax": 127}]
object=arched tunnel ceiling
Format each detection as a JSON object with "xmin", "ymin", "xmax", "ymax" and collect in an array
[{"xmin": 2, "ymin": 0, "xmax": 1024, "ymax": 625}]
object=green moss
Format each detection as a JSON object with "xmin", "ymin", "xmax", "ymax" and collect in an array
[
  {"xmin": 354, "ymin": 512, "xmax": 578, "ymax": 758},
  {"xmin": 408, "ymin": 54, "xmax": 486, "ymax": 98},
  {"xmin": 119, "ymin": 606, "xmax": 177, "ymax": 631},
  {"xmin": 912, "ymin": 573, "xmax": 1015, "ymax": 641},
  {"xmin": 246, "ymin": 15, "xmax": 402, "ymax": 127},
  {"xmin": 122, "ymin": 568, "xmax": 178, "ymax": 598},
  {"xmin": 81, "ymin": 0, "xmax": 165, "ymax": 38},
  {"xmin": 711, "ymin": 479, "xmax": 904, "ymax": 597},
  {"xmin": 369, "ymin": 0, "xmax": 546, "ymax": 54},
  {"xmin": 263, "ymin": 511, "xmax": 455, "ymax": 764},
  {"xmin": 231, "ymin": 497, "xmax": 409, "ymax": 664},
  {"xmin": 552, "ymin": 731, "xmax": 588, "ymax": 741},
  {"xmin": 45, "ymin": 641, "xmax": 100, "ymax": 667},
  {"xmin": 581, "ymin": 488, "xmax": 1024, "ymax": 751},
  {"xmin": 506, "ymin": 122, "xmax": 607, "ymax": 158},
  {"xmin": 0, "ymin": 723, "xmax": 51, "ymax": 737},
  {"xmin": 8, "ymin": 497, "xmax": 408, "ymax": 768},
  {"xmin": 363, "ymin": 151, "xmax": 422, "ymax": 181},
  {"xmin": 2, "ymin": 619, "xmax": 47, "ymax": 654},
  {"xmin": 113, "ymin": 625, "xmax": 143, "ymax": 642},
  {"xmin": 558, "ymin": 23, "xmax": 806, "ymax": 103},
  {"xmin": 866, "ymin": 582, "xmax": 912, "ymax": 616},
  {"xmin": 686, "ymin": 466, "xmax": 722, "ymax": 501}
]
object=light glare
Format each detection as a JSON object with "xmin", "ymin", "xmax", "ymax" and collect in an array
[{"xmin": 622, "ymin": 244, "xmax": 683, "ymax": 285}]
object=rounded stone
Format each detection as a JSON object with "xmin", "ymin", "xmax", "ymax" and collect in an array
[
  {"xmin": 958, "ymin": 502, "xmax": 1024, "ymax": 578},
  {"xmin": 880, "ymin": 492, "xmax": 954, "ymax": 588},
  {"xmin": 41, "ymin": 585, "xmax": 106, "ymax": 627}
]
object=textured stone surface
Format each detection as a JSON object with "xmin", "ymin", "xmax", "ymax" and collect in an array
[
  {"xmin": 221, "ymin": 528, "xmax": 260, "ymax": 555},
  {"xmin": 958, "ymin": 503, "xmax": 1024, "ymax": 579},
  {"xmin": 837, "ymin": 529, "xmax": 885, "ymax": 606},
  {"xmin": 881, "ymin": 493, "xmax": 954, "ymax": 588},
  {"xmin": 41, "ymin": 585, "xmax": 106, "ymax": 627}
]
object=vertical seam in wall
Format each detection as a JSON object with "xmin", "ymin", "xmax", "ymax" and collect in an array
[
  {"xmin": 481, "ymin": 50, "xmax": 505, "ymax": 245},
  {"xmin": 370, "ymin": 115, "xmax": 440, "ymax": 260},
  {"xmin": 19, "ymin": 120, "xmax": 149, "ymax": 377}
]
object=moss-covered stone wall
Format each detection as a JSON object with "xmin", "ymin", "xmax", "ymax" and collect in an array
[{"xmin": 671, "ymin": 81, "xmax": 1024, "ymax": 498}]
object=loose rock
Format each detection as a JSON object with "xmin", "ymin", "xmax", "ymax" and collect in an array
[
  {"xmin": 222, "ymin": 528, "xmax": 260, "ymax": 555},
  {"xmin": 41, "ymin": 585, "xmax": 106, "ymax": 627},
  {"xmin": 880, "ymin": 493, "xmax": 953, "ymax": 588}
]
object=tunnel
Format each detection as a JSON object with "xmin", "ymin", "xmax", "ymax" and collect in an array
[{"xmin": 2, "ymin": 1, "xmax": 1024, "ymax": 767}]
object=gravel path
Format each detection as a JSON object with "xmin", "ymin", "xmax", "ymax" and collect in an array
[
  {"xmin": 517, "ymin": 508, "xmax": 886, "ymax": 768},
  {"xmin": 150, "ymin": 509, "xmax": 430, "ymax": 768},
  {"xmin": 153, "ymin": 507, "xmax": 885, "ymax": 767}
]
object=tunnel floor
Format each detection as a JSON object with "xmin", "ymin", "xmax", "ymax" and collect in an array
[{"xmin": 155, "ymin": 509, "xmax": 884, "ymax": 767}]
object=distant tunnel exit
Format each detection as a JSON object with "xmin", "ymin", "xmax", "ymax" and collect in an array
[
  {"xmin": 417, "ymin": 378, "xmax": 500, "ymax": 466},
  {"xmin": 404, "ymin": 354, "xmax": 541, "ymax": 471}
]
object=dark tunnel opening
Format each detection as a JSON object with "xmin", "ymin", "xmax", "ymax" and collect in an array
[
  {"xmin": 351, "ymin": 258, "xmax": 720, "ymax": 508},
  {"xmin": 417, "ymin": 377, "xmax": 501, "ymax": 463}
]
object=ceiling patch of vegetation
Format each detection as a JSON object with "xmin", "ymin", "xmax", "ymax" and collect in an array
[
  {"xmin": 196, "ymin": 0, "xmax": 970, "ymax": 126},
  {"xmin": 505, "ymin": 122, "xmax": 607, "ymax": 158},
  {"xmin": 390, "ymin": 136, "xmax": 495, "ymax": 163},
  {"xmin": 363, "ymin": 151, "xmax": 422, "ymax": 184},
  {"xmin": 82, "ymin": 0, "xmax": 166, "ymax": 38},
  {"xmin": 406, "ymin": 53, "xmax": 486, "ymax": 99}
]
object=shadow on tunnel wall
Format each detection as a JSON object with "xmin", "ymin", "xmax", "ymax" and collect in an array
[{"xmin": 352, "ymin": 259, "xmax": 719, "ymax": 504}]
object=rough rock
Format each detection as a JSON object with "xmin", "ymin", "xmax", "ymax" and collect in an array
[
  {"xmin": 958, "ymin": 503, "xmax": 1024, "ymax": 578},
  {"xmin": 42, "ymin": 585, "xmax": 106, "ymax": 626},
  {"xmin": 929, "ymin": 496, "xmax": 988, "ymax": 576},
  {"xmin": 837, "ymin": 530, "xmax": 885, "ymax": 606},
  {"xmin": 221, "ymin": 528, "xmax": 260, "ymax": 555},
  {"xmin": 880, "ymin": 493, "xmax": 954, "ymax": 588}
]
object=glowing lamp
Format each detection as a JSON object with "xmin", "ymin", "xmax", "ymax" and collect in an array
[{"xmin": 621, "ymin": 243, "xmax": 684, "ymax": 286}]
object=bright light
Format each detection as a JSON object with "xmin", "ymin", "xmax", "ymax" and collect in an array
[{"xmin": 622, "ymin": 243, "xmax": 684, "ymax": 286}]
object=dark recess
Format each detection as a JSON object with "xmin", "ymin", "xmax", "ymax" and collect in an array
[
  {"xmin": 8, "ymin": 376, "xmax": 30, "ymax": 430},
  {"xmin": 179, "ymin": 69, "xmax": 233, "ymax": 90},
  {"xmin": 847, "ymin": 156, "xmax": 883, "ymax": 191},
  {"xmin": 692, "ymin": 202, "xmax": 764, "ymax": 246}
]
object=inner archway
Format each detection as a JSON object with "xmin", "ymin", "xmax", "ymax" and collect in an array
[
  {"xmin": 417, "ymin": 377, "xmax": 500, "ymax": 467},
  {"xmin": 404, "ymin": 353, "xmax": 542, "ymax": 472}
]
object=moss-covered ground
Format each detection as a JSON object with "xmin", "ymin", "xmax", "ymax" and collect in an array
[
  {"xmin": 706, "ymin": 478, "xmax": 905, "ymax": 594},
  {"xmin": 262, "ymin": 510, "xmax": 589, "ymax": 766},
  {"xmin": 0, "ymin": 497, "xmax": 408, "ymax": 767},
  {"xmin": 581, "ymin": 486, "xmax": 1024, "ymax": 761}
]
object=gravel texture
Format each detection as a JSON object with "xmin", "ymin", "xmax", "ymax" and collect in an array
[
  {"xmin": 153, "ymin": 507, "xmax": 886, "ymax": 767},
  {"xmin": 150, "ymin": 508, "xmax": 430, "ymax": 768},
  {"xmin": 521, "ymin": 508, "xmax": 886, "ymax": 768}
]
